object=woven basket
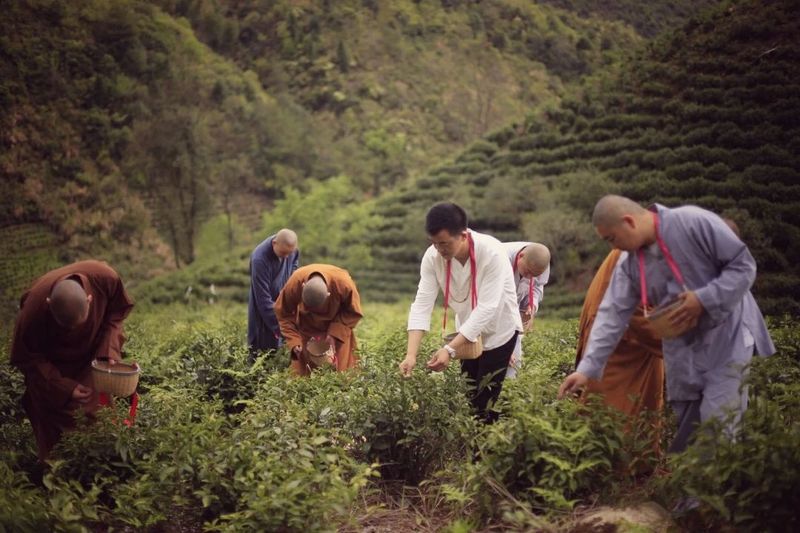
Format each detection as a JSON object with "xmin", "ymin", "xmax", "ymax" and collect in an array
[
  {"xmin": 91, "ymin": 360, "xmax": 140, "ymax": 397},
  {"xmin": 443, "ymin": 332, "xmax": 483, "ymax": 360},
  {"xmin": 304, "ymin": 338, "xmax": 334, "ymax": 367},
  {"xmin": 646, "ymin": 299, "xmax": 693, "ymax": 339}
]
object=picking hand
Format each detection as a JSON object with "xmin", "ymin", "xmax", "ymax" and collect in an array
[
  {"xmin": 557, "ymin": 372, "xmax": 588, "ymax": 399},
  {"xmin": 399, "ymin": 356, "xmax": 416, "ymax": 377},
  {"xmin": 425, "ymin": 349, "xmax": 450, "ymax": 372},
  {"xmin": 71, "ymin": 383, "xmax": 93, "ymax": 404}
]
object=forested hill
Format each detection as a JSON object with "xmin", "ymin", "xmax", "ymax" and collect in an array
[
  {"xmin": 1, "ymin": 0, "xmax": 718, "ymax": 319},
  {"xmin": 362, "ymin": 0, "xmax": 800, "ymax": 316}
]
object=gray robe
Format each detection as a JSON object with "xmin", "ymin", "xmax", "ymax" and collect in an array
[{"xmin": 577, "ymin": 204, "xmax": 773, "ymax": 405}]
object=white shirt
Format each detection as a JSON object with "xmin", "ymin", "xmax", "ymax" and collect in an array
[
  {"xmin": 502, "ymin": 242, "xmax": 550, "ymax": 314},
  {"xmin": 408, "ymin": 230, "xmax": 523, "ymax": 350}
]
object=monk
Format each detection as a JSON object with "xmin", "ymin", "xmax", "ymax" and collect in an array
[
  {"xmin": 274, "ymin": 264, "xmax": 363, "ymax": 376},
  {"xmin": 575, "ymin": 249, "xmax": 664, "ymax": 417},
  {"xmin": 247, "ymin": 228, "xmax": 300, "ymax": 362},
  {"xmin": 502, "ymin": 242, "xmax": 550, "ymax": 379},
  {"xmin": 559, "ymin": 195, "xmax": 774, "ymax": 454},
  {"xmin": 10, "ymin": 260, "xmax": 134, "ymax": 460}
]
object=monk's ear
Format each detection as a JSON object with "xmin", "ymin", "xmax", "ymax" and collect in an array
[
  {"xmin": 45, "ymin": 297, "xmax": 51, "ymax": 306},
  {"xmin": 86, "ymin": 294, "xmax": 93, "ymax": 305},
  {"xmin": 621, "ymin": 214, "xmax": 636, "ymax": 228}
]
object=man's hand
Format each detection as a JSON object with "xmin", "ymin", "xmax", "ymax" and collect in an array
[
  {"xmin": 71, "ymin": 383, "xmax": 93, "ymax": 404},
  {"xmin": 557, "ymin": 372, "xmax": 588, "ymax": 399},
  {"xmin": 325, "ymin": 334, "xmax": 336, "ymax": 353},
  {"xmin": 669, "ymin": 291, "xmax": 703, "ymax": 330},
  {"xmin": 399, "ymin": 356, "xmax": 417, "ymax": 377},
  {"xmin": 426, "ymin": 348, "xmax": 450, "ymax": 372}
]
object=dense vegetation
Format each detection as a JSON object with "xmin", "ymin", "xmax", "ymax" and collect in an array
[
  {"xmin": 363, "ymin": 0, "xmax": 800, "ymax": 315},
  {"xmin": 1, "ymin": 303, "xmax": 798, "ymax": 531},
  {"xmin": 1, "ymin": 0, "xmax": 668, "ymax": 321}
]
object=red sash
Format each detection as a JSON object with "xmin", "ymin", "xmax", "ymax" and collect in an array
[
  {"xmin": 513, "ymin": 249, "xmax": 537, "ymax": 315},
  {"xmin": 637, "ymin": 211, "xmax": 688, "ymax": 313}
]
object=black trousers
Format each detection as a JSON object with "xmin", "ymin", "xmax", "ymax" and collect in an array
[{"xmin": 460, "ymin": 331, "xmax": 518, "ymax": 423}]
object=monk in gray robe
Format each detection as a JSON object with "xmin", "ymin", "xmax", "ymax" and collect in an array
[
  {"xmin": 558, "ymin": 195, "xmax": 773, "ymax": 453},
  {"xmin": 502, "ymin": 242, "xmax": 550, "ymax": 378},
  {"xmin": 10, "ymin": 260, "xmax": 134, "ymax": 459}
]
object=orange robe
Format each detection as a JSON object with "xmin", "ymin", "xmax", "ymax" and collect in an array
[
  {"xmin": 274, "ymin": 264, "xmax": 362, "ymax": 376},
  {"xmin": 576, "ymin": 250, "xmax": 664, "ymax": 416},
  {"xmin": 10, "ymin": 260, "xmax": 134, "ymax": 459}
]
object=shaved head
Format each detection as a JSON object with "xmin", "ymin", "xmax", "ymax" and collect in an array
[
  {"xmin": 273, "ymin": 228, "xmax": 298, "ymax": 258},
  {"xmin": 48, "ymin": 279, "xmax": 90, "ymax": 328},
  {"xmin": 275, "ymin": 228, "xmax": 297, "ymax": 247},
  {"xmin": 592, "ymin": 195, "xmax": 647, "ymax": 228},
  {"xmin": 521, "ymin": 243, "xmax": 551, "ymax": 277},
  {"xmin": 302, "ymin": 274, "xmax": 329, "ymax": 309}
]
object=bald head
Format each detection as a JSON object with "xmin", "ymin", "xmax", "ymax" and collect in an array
[
  {"xmin": 592, "ymin": 195, "xmax": 656, "ymax": 251},
  {"xmin": 302, "ymin": 274, "xmax": 329, "ymax": 309},
  {"xmin": 521, "ymin": 243, "xmax": 551, "ymax": 278},
  {"xmin": 275, "ymin": 228, "xmax": 297, "ymax": 247},
  {"xmin": 273, "ymin": 228, "xmax": 298, "ymax": 258},
  {"xmin": 591, "ymin": 195, "xmax": 647, "ymax": 228},
  {"xmin": 47, "ymin": 279, "xmax": 91, "ymax": 329}
]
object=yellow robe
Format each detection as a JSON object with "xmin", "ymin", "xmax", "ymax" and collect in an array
[
  {"xmin": 275, "ymin": 264, "xmax": 362, "ymax": 376},
  {"xmin": 576, "ymin": 250, "xmax": 665, "ymax": 416}
]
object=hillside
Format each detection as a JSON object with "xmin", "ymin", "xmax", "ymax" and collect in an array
[
  {"xmin": 154, "ymin": 0, "xmax": 650, "ymax": 196},
  {"xmin": 0, "ymin": 0, "xmax": 325, "ymax": 316},
  {"xmin": 0, "ymin": 0, "xmax": 655, "ymax": 319},
  {"xmin": 360, "ymin": 0, "xmax": 800, "ymax": 315}
]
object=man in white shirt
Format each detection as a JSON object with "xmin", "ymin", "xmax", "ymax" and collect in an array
[
  {"xmin": 502, "ymin": 242, "xmax": 550, "ymax": 378},
  {"xmin": 400, "ymin": 203, "xmax": 523, "ymax": 423}
]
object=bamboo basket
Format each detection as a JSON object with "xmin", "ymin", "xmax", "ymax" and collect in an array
[
  {"xmin": 443, "ymin": 332, "xmax": 483, "ymax": 360},
  {"xmin": 304, "ymin": 338, "xmax": 335, "ymax": 367},
  {"xmin": 91, "ymin": 360, "xmax": 140, "ymax": 397},
  {"xmin": 646, "ymin": 300, "xmax": 693, "ymax": 339}
]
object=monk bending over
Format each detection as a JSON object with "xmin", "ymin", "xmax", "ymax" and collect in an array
[
  {"xmin": 274, "ymin": 264, "xmax": 363, "ymax": 376},
  {"xmin": 502, "ymin": 241, "xmax": 550, "ymax": 379},
  {"xmin": 10, "ymin": 260, "xmax": 134, "ymax": 460}
]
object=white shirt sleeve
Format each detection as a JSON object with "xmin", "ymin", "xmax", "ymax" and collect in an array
[{"xmin": 407, "ymin": 249, "xmax": 441, "ymax": 332}]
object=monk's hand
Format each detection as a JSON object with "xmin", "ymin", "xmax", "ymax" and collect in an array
[
  {"xmin": 426, "ymin": 348, "xmax": 450, "ymax": 372},
  {"xmin": 325, "ymin": 334, "xmax": 336, "ymax": 352},
  {"xmin": 399, "ymin": 356, "xmax": 416, "ymax": 377},
  {"xmin": 72, "ymin": 383, "xmax": 93, "ymax": 404},
  {"xmin": 671, "ymin": 291, "xmax": 704, "ymax": 329},
  {"xmin": 292, "ymin": 345, "xmax": 303, "ymax": 358},
  {"xmin": 558, "ymin": 372, "xmax": 588, "ymax": 399}
]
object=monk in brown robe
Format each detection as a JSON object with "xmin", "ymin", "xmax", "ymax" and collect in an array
[
  {"xmin": 274, "ymin": 264, "xmax": 363, "ymax": 376},
  {"xmin": 10, "ymin": 260, "xmax": 134, "ymax": 460},
  {"xmin": 575, "ymin": 250, "xmax": 664, "ymax": 417}
]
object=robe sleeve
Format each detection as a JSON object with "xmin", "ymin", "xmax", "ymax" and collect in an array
[
  {"xmin": 459, "ymin": 250, "xmax": 508, "ymax": 342},
  {"xmin": 576, "ymin": 257, "xmax": 638, "ymax": 380},
  {"xmin": 532, "ymin": 266, "xmax": 550, "ymax": 314},
  {"xmin": 275, "ymin": 278, "xmax": 303, "ymax": 351},
  {"xmin": 407, "ymin": 250, "xmax": 440, "ymax": 332},
  {"xmin": 251, "ymin": 253, "xmax": 280, "ymax": 337},
  {"xmin": 10, "ymin": 302, "xmax": 77, "ymax": 408},
  {"xmin": 327, "ymin": 278, "xmax": 363, "ymax": 342},
  {"xmin": 93, "ymin": 269, "xmax": 135, "ymax": 361},
  {"xmin": 689, "ymin": 213, "xmax": 756, "ymax": 324}
]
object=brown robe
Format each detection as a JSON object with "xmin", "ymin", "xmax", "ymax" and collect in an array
[
  {"xmin": 10, "ymin": 260, "xmax": 134, "ymax": 459},
  {"xmin": 576, "ymin": 250, "xmax": 664, "ymax": 417},
  {"xmin": 275, "ymin": 264, "xmax": 363, "ymax": 376}
]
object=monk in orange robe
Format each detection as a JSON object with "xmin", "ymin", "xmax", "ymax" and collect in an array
[
  {"xmin": 274, "ymin": 264, "xmax": 363, "ymax": 376},
  {"xmin": 575, "ymin": 250, "xmax": 664, "ymax": 417},
  {"xmin": 10, "ymin": 260, "xmax": 135, "ymax": 460}
]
